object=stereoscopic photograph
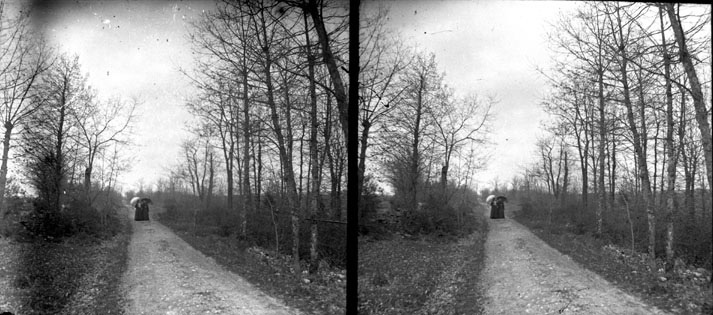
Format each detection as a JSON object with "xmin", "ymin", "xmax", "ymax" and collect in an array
[{"xmin": 0, "ymin": 0, "xmax": 711, "ymax": 315}]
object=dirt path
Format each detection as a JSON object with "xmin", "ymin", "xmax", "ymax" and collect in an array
[
  {"xmin": 480, "ymin": 202, "xmax": 669, "ymax": 315},
  {"xmin": 121, "ymin": 205, "xmax": 299, "ymax": 315}
]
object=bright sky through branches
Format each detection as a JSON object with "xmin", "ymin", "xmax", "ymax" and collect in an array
[
  {"xmin": 23, "ymin": 0, "xmax": 215, "ymax": 192},
  {"xmin": 374, "ymin": 0, "xmax": 579, "ymax": 190},
  {"xmin": 15, "ymin": 0, "xmax": 646, "ymax": 192}
]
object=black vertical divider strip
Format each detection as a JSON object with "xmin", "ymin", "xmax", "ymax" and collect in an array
[{"xmin": 346, "ymin": 0, "xmax": 360, "ymax": 314}]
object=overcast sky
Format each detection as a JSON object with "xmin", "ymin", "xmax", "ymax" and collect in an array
[
  {"xmin": 25, "ymin": 0, "xmax": 214, "ymax": 192},
  {"xmin": 377, "ymin": 0, "xmax": 578, "ymax": 190},
  {"xmin": 16, "ymin": 0, "xmax": 583, "ymax": 192}
]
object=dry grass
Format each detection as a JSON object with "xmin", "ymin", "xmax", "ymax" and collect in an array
[{"xmin": 358, "ymin": 209, "xmax": 488, "ymax": 315}]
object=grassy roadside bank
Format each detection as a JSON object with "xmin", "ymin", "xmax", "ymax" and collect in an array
[
  {"xmin": 156, "ymin": 212, "xmax": 346, "ymax": 315},
  {"xmin": 0, "ymin": 211, "xmax": 132, "ymax": 315},
  {"xmin": 513, "ymin": 206, "xmax": 713, "ymax": 315},
  {"xmin": 358, "ymin": 208, "xmax": 488, "ymax": 315}
]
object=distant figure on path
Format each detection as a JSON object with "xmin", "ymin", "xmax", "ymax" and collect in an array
[
  {"xmin": 132, "ymin": 197, "xmax": 152, "ymax": 221},
  {"xmin": 488, "ymin": 195, "xmax": 507, "ymax": 219}
]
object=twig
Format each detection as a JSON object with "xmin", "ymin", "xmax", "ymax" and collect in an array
[{"xmin": 558, "ymin": 300, "xmax": 572, "ymax": 313}]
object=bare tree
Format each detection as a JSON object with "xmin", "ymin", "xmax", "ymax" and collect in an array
[
  {"xmin": 432, "ymin": 91, "xmax": 494, "ymax": 199},
  {"xmin": 180, "ymin": 126, "xmax": 217, "ymax": 212},
  {"xmin": 74, "ymin": 95, "xmax": 137, "ymax": 202},
  {"xmin": 21, "ymin": 54, "xmax": 89, "ymax": 213},
  {"xmin": 535, "ymin": 132, "xmax": 571, "ymax": 200},
  {"xmin": 357, "ymin": 4, "xmax": 411, "ymax": 202},
  {"xmin": 383, "ymin": 52, "xmax": 443, "ymax": 213},
  {"xmin": 0, "ymin": 3, "xmax": 52, "ymax": 219}
]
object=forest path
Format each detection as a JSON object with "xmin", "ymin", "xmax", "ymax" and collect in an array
[
  {"xmin": 480, "ymin": 202, "xmax": 669, "ymax": 315},
  {"xmin": 120, "ymin": 205, "xmax": 299, "ymax": 315}
]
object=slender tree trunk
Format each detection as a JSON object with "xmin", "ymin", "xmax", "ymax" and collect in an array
[
  {"xmin": 83, "ymin": 145, "xmax": 96, "ymax": 202},
  {"xmin": 0, "ymin": 124, "xmax": 13, "ymax": 219},
  {"xmin": 411, "ymin": 79, "xmax": 424, "ymax": 212},
  {"xmin": 256, "ymin": 9, "xmax": 300, "ymax": 273},
  {"xmin": 53, "ymin": 89, "xmax": 68, "ymax": 213},
  {"xmin": 589, "ymin": 107, "xmax": 599, "ymax": 198},
  {"xmin": 226, "ymin": 147, "xmax": 234, "ymax": 221},
  {"xmin": 305, "ymin": 0, "xmax": 348, "ymax": 141},
  {"xmin": 299, "ymin": 124, "xmax": 305, "ymax": 206},
  {"xmin": 242, "ymin": 65, "xmax": 251, "ymax": 239},
  {"xmin": 207, "ymin": 151, "xmax": 215, "ymax": 209},
  {"xmin": 562, "ymin": 149, "xmax": 569, "ymax": 202},
  {"xmin": 660, "ymin": 6, "xmax": 677, "ymax": 272},
  {"xmin": 357, "ymin": 120, "xmax": 370, "ymax": 220},
  {"xmin": 305, "ymin": 12, "xmax": 320, "ymax": 273},
  {"xmin": 616, "ymin": 6, "xmax": 656, "ymax": 263},
  {"xmin": 596, "ymin": 60, "xmax": 606, "ymax": 236},
  {"xmin": 679, "ymin": 91, "xmax": 695, "ymax": 221},
  {"xmin": 573, "ymin": 97, "xmax": 589, "ymax": 207},
  {"xmin": 610, "ymin": 138, "xmax": 616, "ymax": 203},
  {"xmin": 665, "ymin": 3, "xmax": 713, "ymax": 193}
]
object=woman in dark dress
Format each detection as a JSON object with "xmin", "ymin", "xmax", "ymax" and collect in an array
[
  {"xmin": 490, "ymin": 196, "xmax": 507, "ymax": 219},
  {"xmin": 134, "ymin": 198, "xmax": 152, "ymax": 221}
]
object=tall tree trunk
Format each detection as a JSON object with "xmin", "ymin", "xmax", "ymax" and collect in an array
[
  {"xmin": 573, "ymin": 95, "xmax": 589, "ymax": 207},
  {"xmin": 242, "ymin": 64, "xmax": 252, "ymax": 239},
  {"xmin": 256, "ymin": 9, "xmax": 300, "ymax": 273},
  {"xmin": 616, "ymin": 6, "xmax": 656, "ymax": 262},
  {"xmin": 411, "ymin": 79, "xmax": 424, "ymax": 212},
  {"xmin": 596, "ymin": 56, "xmax": 606, "ymax": 237},
  {"xmin": 305, "ymin": 0, "xmax": 348, "ymax": 141},
  {"xmin": 679, "ymin": 88, "xmax": 695, "ymax": 221},
  {"xmin": 665, "ymin": 3, "xmax": 713, "ymax": 193},
  {"xmin": 305, "ymin": 12, "xmax": 320, "ymax": 273},
  {"xmin": 53, "ymin": 87, "xmax": 68, "ymax": 213},
  {"xmin": 589, "ymin": 105, "xmax": 599, "ymax": 198},
  {"xmin": 660, "ymin": 6, "xmax": 677, "ymax": 272}
]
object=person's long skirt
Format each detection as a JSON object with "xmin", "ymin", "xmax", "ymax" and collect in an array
[
  {"xmin": 490, "ymin": 203, "xmax": 505, "ymax": 219},
  {"xmin": 134, "ymin": 205, "xmax": 150, "ymax": 221}
]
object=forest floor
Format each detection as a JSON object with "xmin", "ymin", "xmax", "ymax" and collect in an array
[
  {"xmin": 481, "ymin": 202, "xmax": 671, "ymax": 315},
  {"xmin": 0, "ymin": 215, "xmax": 130, "ymax": 315},
  {"xmin": 358, "ymin": 207, "xmax": 489, "ymax": 315},
  {"xmin": 121, "ymin": 205, "xmax": 299, "ymax": 315},
  {"xmin": 513, "ymin": 203, "xmax": 713, "ymax": 315}
]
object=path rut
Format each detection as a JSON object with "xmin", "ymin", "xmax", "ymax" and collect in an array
[
  {"xmin": 121, "ymin": 206, "xmax": 299, "ymax": 315},
  {"xmin": 480, "ymin": 202, "xmax": 669, "ymax": 315}
]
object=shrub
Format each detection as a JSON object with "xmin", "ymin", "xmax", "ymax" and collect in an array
[
  {"xmin": 400, "ymin": 193, "xmax": 462, "ymax": 236},
  {"xmin": 18, "ymin": 190, "xmax": 123, "ymax": 240}
]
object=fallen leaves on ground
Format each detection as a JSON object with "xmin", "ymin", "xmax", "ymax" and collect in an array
[
  {"xmin": 0, "ymin": 225, "xmax": 131, "ymax": 315},
  {"xmin": 358, "ymin": 212, "xmax": 488, "ymax": 315}
]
